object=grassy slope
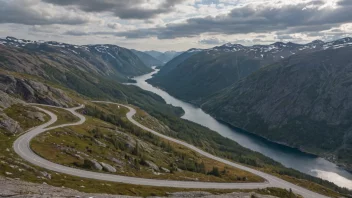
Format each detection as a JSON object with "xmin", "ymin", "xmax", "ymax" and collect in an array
[
  {"xmin": 31, "ymin": 104, "xmax": 263, "ymax": 183},
  {"xmin": 0, "ymin": 103, "xmax": 300, "ymax": 197}
]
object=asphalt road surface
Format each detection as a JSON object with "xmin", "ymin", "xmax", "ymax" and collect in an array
[{"xmin": 13, "ymin": 102, "xmax": 330, "ymax": 198}]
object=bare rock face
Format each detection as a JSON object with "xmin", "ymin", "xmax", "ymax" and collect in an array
[
  {"xmin": 0, "ymin": 90, "xmax": 24, "ymax": 109},
  {"xmin": 0, "ymin": 112, "xmax": 23, "ymax": 134},
  {"xmin": 84, "ymin": 159, "xmax": 103, "ymax": 171},
  {"xmin": 0, "ymin": 73, "xmax": 73, "ymax": 107}
]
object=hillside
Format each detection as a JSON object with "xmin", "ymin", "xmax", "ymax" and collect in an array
[
  {"xmin": 0, "ymin": 37, "xmax": 182, "ymax": 118},
  {"xmin": 154, "ymin": 48, "xmax": 203, "ymax": 76},
  {"xmin": 149, "ymin": 38, "xmax": 352, "ymax": 104},
  {"xmin": 144, "ymin": 50, "xmax": 182, "ymax": 64},
  {"xmin": 202, "ymin": 47, "xmax": 352, "ymax": 172},
  {"xmin": 0, "ymin": 37, "xmax": 351, "ymax": 197},
  {"xmin": 0, "ymin": 37, "xmax": 152, "ymax": 81},
  {"xmin": 131, "ymin": 49, "xmax": 163, "ymax": 67}
]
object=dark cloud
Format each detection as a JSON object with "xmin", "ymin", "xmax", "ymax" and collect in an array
[
  {"xmin": 43, "ymin": 0, "xmax": 185, "ymax": 19},
  {"xmin": 0, "ymin": 0, "xmax": 89, "ymax": 25},
  {"xmin": 104, "ymin": 2, "xmax": 352, "ymax": 39}
]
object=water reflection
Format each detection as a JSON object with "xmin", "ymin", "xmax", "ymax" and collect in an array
[{"xmin": 129, "ymin": 69, "xmax": 352, "ymax": 189}]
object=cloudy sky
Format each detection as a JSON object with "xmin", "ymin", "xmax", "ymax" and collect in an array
[{"xmin": 0, "ymin": 0, "xmax": 351, "ymax": 51}]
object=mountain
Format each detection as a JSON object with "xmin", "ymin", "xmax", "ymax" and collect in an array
[
  {"xmin": 144, "ymin": 50, "xmax": 183, "ymax": 64},
  {"xmin": 131, "ymin": 49, "xmax": 163, "ymax": 67},
  {"xmin": 0, "ymin": 37, "xmax": 152, "ymax": 81},
  {"xmin": 202, "ymin": 46, "xmax": 352, "ymax": 171},
  {"xmin": 148, "ymin": 38, "xmax": 352, "ymax": 104},
  {"xmin": 0, "ymin": 37, "xmax": 182, "ymax": 117},
  {"xmin": 155, "ymin": 48, "xmax": 203, "ymax": 76},
  {"xmin": 0, "ymin": 36, "xmax": 350, "ymax": 197}
]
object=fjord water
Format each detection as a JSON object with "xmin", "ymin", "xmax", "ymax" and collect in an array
[{"xmin": 130, "ymin": 68, "xmax": 352, "ymax": 189}]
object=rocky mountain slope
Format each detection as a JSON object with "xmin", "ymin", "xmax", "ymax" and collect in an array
[
  {"xmin": 0, "ymin": 37, "xmax": 152, "ymax": 82},
  {"xmin": 149, "ymin": 38, "xmax": 352, "ymax": 104},
  {"xmin": 154, "ymin": 48, "xmax": 203, "ymax": 76},
  {"xmin": 131, "ymin": 49, "xmax": 163, "ymax": 67},
  {"xmin": 202, "ymin": 46, "xmax": 352, "ymax": 171},
  {"xmin": 144, "ymin": 50, "xmax": 182, "ymax": 64},
  {"xmin": 0, "ymin": 37, "xmax": 182, "ymax": 118}
]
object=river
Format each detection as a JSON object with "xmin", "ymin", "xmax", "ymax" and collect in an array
[{"xmin": 129, "ymin": 68, "xmax": 352, "ymax": 190}]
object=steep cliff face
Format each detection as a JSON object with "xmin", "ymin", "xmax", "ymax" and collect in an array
[{"xmin": 202, "ymin": 47, "xmax": 352, "ymax": 171}]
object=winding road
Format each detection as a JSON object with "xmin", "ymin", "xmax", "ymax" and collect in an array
[{"xmin": 13, "ymin": 102, "xmax": 330, "ymax": 198}]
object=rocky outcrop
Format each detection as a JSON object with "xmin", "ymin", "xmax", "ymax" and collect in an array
[
  {"xmin": 0, "ymin": 112, "xmax": 23, "ymax": 134},
  {"xmin": 26, "ymin": 111, "xmax": 46, "ymax": 122},
  {"xmin": 100, "ymin": 162, "xmax": 117, "ymax": 173},
  {"xmin": 84, "ymin": 159, "xmax": 103, "ymax": 171},
  {"xmin": 0, "ymin": 90, "xmax": 24, "ymax": 109},
  {"xmin": 0, "ymin": 176, "xmax": 282, "ymax": 197},
  {"xmin": 0, "ymin": 73, "xmax": 73, "ymax": 107}
]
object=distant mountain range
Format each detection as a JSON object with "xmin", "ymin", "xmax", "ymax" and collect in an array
[
  {"xmin": 148, "ymin": 37, "xmax": 352, "ymax": 171},
  {"xmin": 130, "ymin": 49, "xmax": 163, "ymax": 67},
  {"xmin": 149, "ymin": 37, "xmax": 352, "ymax": 104},
  {"xmin": 144, "ymin": 50, "xmax": 183, "ymax": 64}
]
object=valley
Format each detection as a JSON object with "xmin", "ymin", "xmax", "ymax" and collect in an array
[
  {"xmin": 132, "ymin": 69, "xmax": 352, "ymax": 191},
  {"xmin": 0, "ymin": 36, "xmax": 351, "ymax": 198}
]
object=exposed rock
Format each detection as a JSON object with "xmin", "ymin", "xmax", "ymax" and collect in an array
[
  {"xmin": 0, "ymin": 176, "xmax": 282, "ymax": 198},
  {"xmin": 26, "ymin": 111, "xmax": 46, "ymax": 122},
  {"xmin": 0, "ymin": 112, "xmax": 23, "ymax": 134},
  {"xmin": 166, "ymin": 191, "xmax": 278, "ymax": 198},
  {"xmin": 94, "ymin": 139, "xmax": 107, "ymax": 147},
  {"xmin": 0, "ymin": 73, "xmax": 73, "ymax": 107},
  {"xmin": 145, "ymin": 160, "xmax": 159, "ymax": 171},
  {"xmin": 0, "ymin": 90, "xmax": 23, "ymax": 110},
  {"xmin": 0, "ymin": 176, "xmax": 135, "ymax": 198},
  {"xmin": 100, "ymin": 162, "xmax": 117, "ymax": 173},
  {"xmin": 161, "ymin": 167, "xmax": 170, "ymax": 173},
  {"xmin": 84, "ymin": 159, "xmax": 103, "ymax": 171},
  {"xmin": 110, "ymin": 157, "xmax": 125, "ymax": 168},
  {"xmin": 40, "ymin": 171, "xmax": 52, "ymax": 180}
]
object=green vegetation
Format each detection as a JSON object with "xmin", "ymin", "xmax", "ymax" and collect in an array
[
  {"xmin": 133, "ymin": 104, "xmax": 351, "ymax": 197},
  {"xmin": 0, "ymin": 131, "xmax": 297, "ymax": 197},
  {"xmin": 31, "ymin": 104, "xmax": 263, "ymax": 183},
  {"xmin": 37, "ymin": 106, "xmax": 79, "ymax": 127},
  {"xmin": 4, "ymin": 104, "xmax": 49, "ymax": 131}
]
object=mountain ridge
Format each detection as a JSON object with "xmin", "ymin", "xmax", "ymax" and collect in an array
[{"xmin": 148, "ymin": 37, "xmax": 352, "ymax": 104}]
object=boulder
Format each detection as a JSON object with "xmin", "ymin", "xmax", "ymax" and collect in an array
[
  {"xmin": 110, "ymin": 157, "xmax": 125, "ymax": 168},
  {"xmin": 84, "ymin": 159, "xmax": 102, "ymax": 171},
  {"xmin": 100, "ymin": 162, "xmax": 116, "ymax": 173},
  {"xmin": 161, "ymin": 167, "xmax": 170, "ymax": 173},
  {"xmin": 145, "ymin": 160, "xmax": 159, "ymax": 171},
  {"xmin": 0, "ymin": 113, "xmax": 23, "ymax": 134},
  {"xmin": 26, "ymin": 111, "xmax": 46, "ymax": 122}
]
